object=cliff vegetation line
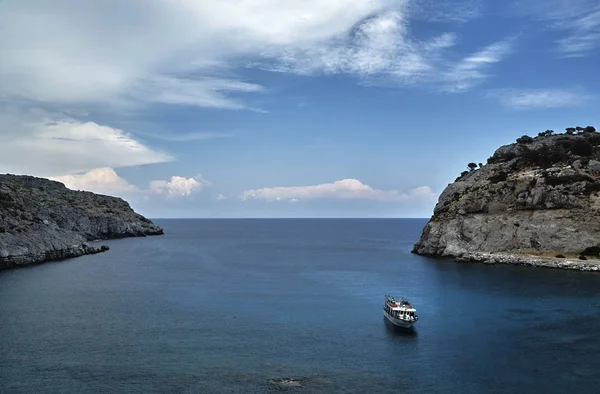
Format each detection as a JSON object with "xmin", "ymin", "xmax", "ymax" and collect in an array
[{"xmin": 412, "ymin": 125, "xmax": 600, "ymax": 270}]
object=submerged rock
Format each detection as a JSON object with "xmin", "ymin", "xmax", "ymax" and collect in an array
[
  {"xmin": 0, "ymin": 174, "xmax": 163, "ymax": 269},
  {"xmin": 267, "ymin": 378, "xmax": 306, "ymax": 390},
  {"xmin": 412, "ymin": 129, "xmax": 600, "ymax": 270}
]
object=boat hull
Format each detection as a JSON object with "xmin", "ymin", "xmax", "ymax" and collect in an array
[{"xmin": 383, "ymin": 310, "xmax": 416, "ymax": 329}]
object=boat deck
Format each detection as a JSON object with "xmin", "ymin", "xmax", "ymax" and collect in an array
[{"xmin": 385, "ymin": 296, "xmax": 416, "ymax": 311}]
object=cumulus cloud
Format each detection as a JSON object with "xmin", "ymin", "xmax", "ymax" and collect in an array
[
  {"xmin": 488, "ymin": 88, "xmax": 592, "ymax": 109},
  {"xmin": 51, "ymin": 168, "xmax": 138, "ymax": 196},
  {"xmin": 242, "ymin": 179, "xmax": 436, "ymax": 202},
  {"xmin": 52, "ymin": 168, "xmax": 208, "ymax": 199},
  {"xmin": 149, "ymin": 176, "xmax": 212, "ymax": 198}
]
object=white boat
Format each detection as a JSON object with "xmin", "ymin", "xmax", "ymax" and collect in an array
[{"xmin": 383, "ymin": 295, "xmax": 418, "ymax": 328}]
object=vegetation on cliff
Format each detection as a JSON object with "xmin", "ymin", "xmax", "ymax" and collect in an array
[{"xmin": 413, "ymin": 126, "xmax": 600, "ymax": 264}]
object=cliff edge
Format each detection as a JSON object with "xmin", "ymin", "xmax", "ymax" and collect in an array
[
  {"xmin": 412, "ymin": 127, "xmax": 600, "ymax": 271},
  {"xmin": 0, "ymin": 174, "xmax": 163, "ymax": 269}
]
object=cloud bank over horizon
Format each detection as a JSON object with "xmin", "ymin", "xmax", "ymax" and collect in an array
[
  {"xmin": 51, "ymin": 168, "xmax": 210, "ymax": 200},
  {"xmin": 242, "ymin": 179, "xmax": 437, "ymax": 203}
]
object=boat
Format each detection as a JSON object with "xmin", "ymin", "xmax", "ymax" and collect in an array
[{"xmin": 383, "ymin": 295, "xmax": 418, "ymax": 328}]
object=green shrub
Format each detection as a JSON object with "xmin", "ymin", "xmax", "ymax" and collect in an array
[
  {"xmin": 520, "ymin": 145, "xmax": 566, "ymax": 167},
  {"xmin": 487, "ymin": 151, "xmax": 517, "ymax": 164},
  {"xmin": 516, "ymin": 135, "xmax": 534, "ymax": 144},
  {"xmin": 571, "ymin": 139, "xmax": 593, "ymax": 156}
]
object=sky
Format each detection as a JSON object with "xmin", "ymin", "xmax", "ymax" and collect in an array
[{"xmin": 0, "ymin": 0, "xmax": 599, "ymax": 218}]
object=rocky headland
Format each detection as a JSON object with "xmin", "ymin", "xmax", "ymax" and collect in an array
[
  {"xmin": 412, "ymin": 126, "xmax": 600, "ymax": 272},
  {"xmin": 0, "ymin": 174, "xmax": 163, "ymax": 270}
]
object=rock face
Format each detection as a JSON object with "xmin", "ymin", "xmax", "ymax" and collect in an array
[
  {"xmin": 412, "ymin": 130, "xmax": 600, "ymax": 263},
  {"xmin": 0, "ymin": 174, "xmax": 163, "ymax": 269}
]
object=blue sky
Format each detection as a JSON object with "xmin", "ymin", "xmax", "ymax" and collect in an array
[{"xmin": 0, "ymin": 0, "xmax": 599, "ymax": 218}]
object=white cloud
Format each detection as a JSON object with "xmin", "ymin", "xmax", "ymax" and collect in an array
[
  {"xmin": 488, "ymin": 88, "xmax": 592, "ymax": 109},
  {"xmin": 52, "ymin": 167, "xmax": 209, "ymax": 199},
  {"xmin": 150, "ymin": 176, "xmax": 211, "ymax": 198},
  {"xmin": 441, "ymin": 39, "xmax": 514, "ymax": 92},
  {"xmin": 242, "ymin": 178, "xmax": 436, "ymax": 202},
  {"xmin": 216, "ymin": 194, "xmax": 227, "ymax": 201},
  {"xmin": 0, "ymin": 0, "xmax": 511, "ymax": 113},
  {"xmin": 136, "ymin": 131, "xmax": 236, "ymax": 142},
  {"xmin": 0, "ymin": 0, "xmax": 395, "ymax": 108},
  {"xmin": 51, "ymin": 168, "xmax": 139, "ymax": 196},
  {"xmin": 413, "ymin": 0, "xmax": 482, "ymax": 23},
  {"xmin": 255, "ymin": 11, "xmax": 512, "ymax": 92},
  {"xmin": 0, "ymin": 109, "xmax": 171, "ymax": 177},
  {"xmin": 517, "ymin": 0, "xmax": 600, "ymax": 57},
  {"xmin": 0, "ymin": 0, "xmax": 514, "ymax": 178},
  {"xmin": 129, "ymin": 76, "xmax": 266, "ymax": 111}
]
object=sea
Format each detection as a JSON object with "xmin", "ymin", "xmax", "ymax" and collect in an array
[{"xmin": 1, "ymin": 219, "xmax": 599, "ymax": 393}]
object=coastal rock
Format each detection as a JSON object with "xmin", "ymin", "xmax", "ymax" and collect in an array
[
  {"xmin": 0, "ymin": 174, "xmax": 163, "ymax": 269},
  {"xmin": 456, "ymin": 252, "xmax": 600, "ymax": 272},
  {"xmin": 267, "ymin": 378, "xmax": 305, "ymax": 390},
  {"xmin": 412, "ymin": 130, "xmax": 600, "ymax": 269}
]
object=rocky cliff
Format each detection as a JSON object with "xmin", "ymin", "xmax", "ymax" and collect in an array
[
  {"xmin": 412, "ymin": 127, "xmax": 600, "ymax": 269},
  {"xmin": 0, "ymin": 174, "xmax": 163, "ymax": 269}
]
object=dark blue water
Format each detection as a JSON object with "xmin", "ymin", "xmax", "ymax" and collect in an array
[{"xmin": 1, "ymin": 219, "xmax": 599, "ymax": 393}]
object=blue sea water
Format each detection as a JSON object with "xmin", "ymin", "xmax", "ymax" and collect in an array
[{"xmin": 1, "ymin": 219, "xmax": 599, "ymax": 393}]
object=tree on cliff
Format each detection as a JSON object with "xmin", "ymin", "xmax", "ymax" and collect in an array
[
  {"xmin": 572, "ymin": 139, "xmax": 594, "ymax": 156},
  {"xmin": 467, "ymin": 162, "xmax": 478, "ymax": 171},
  {"xmin": 584, "ymin": 126, "xmax": 596, "ymax": 133},
  {"xmin": 516, "ymin": 135, "xmax": 534, "ymax": 144},
  {"xmin": 566, "ymin": 127, "xmax": 576, "ymax": 135}
]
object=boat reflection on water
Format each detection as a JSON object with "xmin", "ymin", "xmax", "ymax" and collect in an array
[{"xmin": 383, "ymin": 317, "xmax": 418, "ymax": 338}]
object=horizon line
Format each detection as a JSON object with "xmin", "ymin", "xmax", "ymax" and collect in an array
[{"xmin": 147, "ymin": 217, "xmax": 431, "ymax": 220}]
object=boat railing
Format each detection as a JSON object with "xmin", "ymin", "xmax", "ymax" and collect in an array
[{"xmin": 385, "ymin": 295, "xmax": 413, "ymax": 308}]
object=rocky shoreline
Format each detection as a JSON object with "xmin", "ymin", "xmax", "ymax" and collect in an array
[
  {"xmin": 0, "ymin": 243, "xmax": 111, "ymax": 269},
  {"xmin": 412, "ymin": 128, "xmax": 600, "ymax": 272},
  {"xmin": 452, "ymin": 252, "xmax": 600, "ymax": 272},
  {"xmin": 0, "ymin": 174, "xmax": 163, "ymax": 270}
]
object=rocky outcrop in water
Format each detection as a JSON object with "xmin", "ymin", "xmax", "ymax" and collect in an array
[
  {"xmin": 412, "ymin": 127, "xmax": 600, "ymax": 269},
  {"xmin": 0, "ymin": 174, "xmax": 163, "ymax": 269}
]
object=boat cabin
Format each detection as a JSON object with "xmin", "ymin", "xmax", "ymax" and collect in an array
[{"xmin": 384, "ymin": 296, "xmax": 417, "ymax": 321}]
